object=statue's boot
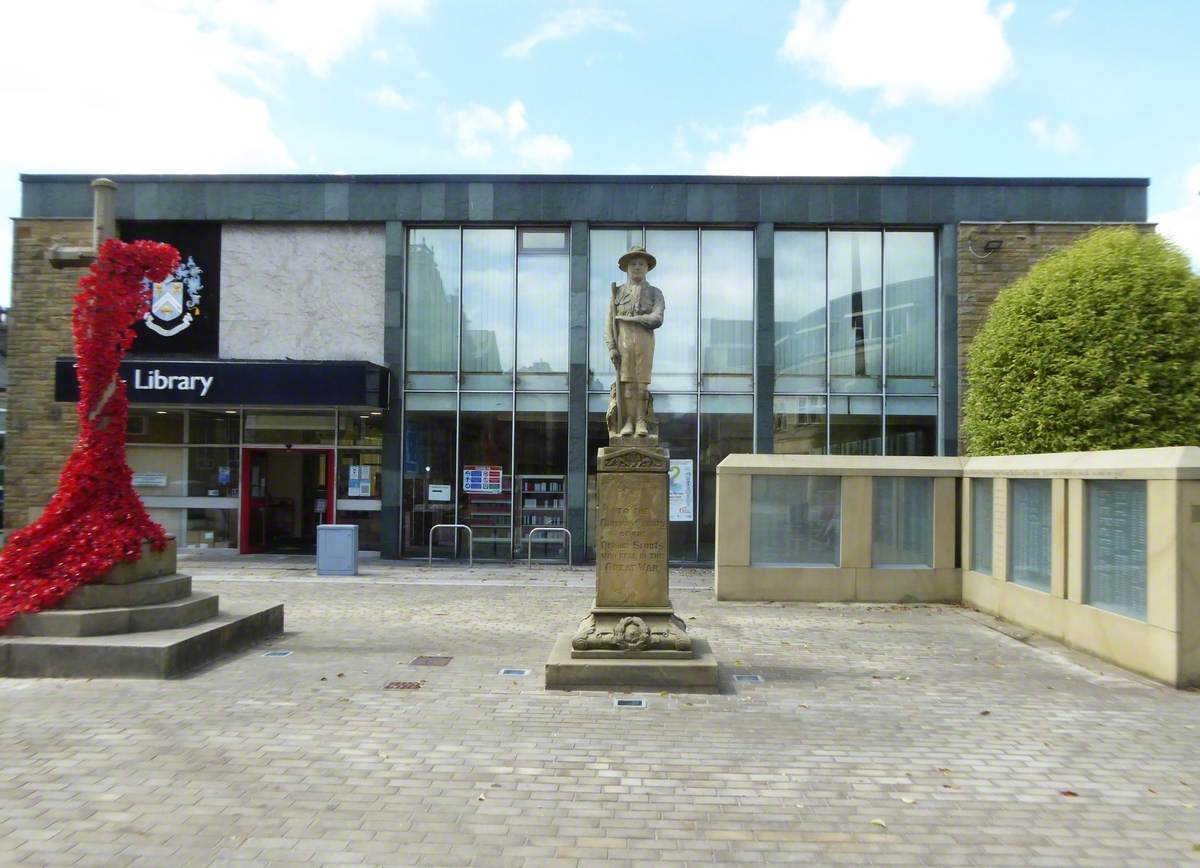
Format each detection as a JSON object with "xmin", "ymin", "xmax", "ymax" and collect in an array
[
  {"xmin": 619, "ymin": 420, "xmax": 635, "ymax": 436},
  {"xmin": 635, "ymin": 419, "xmax": 649, "ymax": 437}
]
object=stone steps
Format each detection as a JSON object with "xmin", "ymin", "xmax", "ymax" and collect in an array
[
  {"xmin": 0, "ymin": 605, "xmax": 285, "ymax": 678},
  {"xmin": 0, "ymin": 537, "xmax": 284, "ymax": 677},
  {"xmin": 56, "ymin": 573, "xmax": 192, "ymax": 610},
  {"xmin": 5, "ymin": 592, "xmax": 219, "ymax": 637}
]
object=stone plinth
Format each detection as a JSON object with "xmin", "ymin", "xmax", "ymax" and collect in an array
[{"xmin": 546, "ymin": 443, "xmax": 717, "ymax": 692}]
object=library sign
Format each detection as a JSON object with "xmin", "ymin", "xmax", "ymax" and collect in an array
[{"xmin": 55, "ymin": 359, "xmax": 390, "ymax": 408}]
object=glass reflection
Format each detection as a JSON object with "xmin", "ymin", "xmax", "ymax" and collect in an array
[
  {"xmin": 458, "ymin": 393, "xmax": 513, "ymax": 559},
  {"xmin": 829, "ymin": 231, "xmax": 882, "ymax": 393},
  {"xmin": 402, "ymin": 395, "xmax": 456, "ymax": 557},
  {"xmin": 829, "ymin": 395, "xmax": 881, "ymax": 455},
  {"xmin": 775, "ymin": 231, "xmax": 827, "ymax": 391},
  {"xmin": 517, "ymin": 248, "xmax": 569, "ymax": 390},
  {"xmin": 699, "ymin": 394, "xmax": 753, "ymax": 560},
  {"xmin": 405, "ymin": 228, "xmax": 460, "ymax": 388},
  {"xmin": 774, "ymin": 396, "xmax": 826, "ymax": 455},
  {"xmin": 885, "ymin": 396, "xmax": 937, "ymax": 456},
  {"xmin": 700, "ymin": 230, "xmax": 754, "ymax": 391},
  {"xmin": 645, "ymin": 229, "xmax": 698, "ymax": 392},
  {"xmin": 461, "ymin": 229, "xmax": 515, "ymax": 389},
  {"xmin": 885, "ymin": 232, "xmax": 936, "ymax": 392},
  {"xmin": 515, "ymin": 394, "xmax": 568, "ymax": 559}
]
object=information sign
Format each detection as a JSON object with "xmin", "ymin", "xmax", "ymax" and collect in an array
[
  {"xmin": 668, "ymin": 459, "xmax": 694, "ymax": 522},
  {"xmin": 463, "ymin": 465, "xmax": 504, "ymax": 494}
]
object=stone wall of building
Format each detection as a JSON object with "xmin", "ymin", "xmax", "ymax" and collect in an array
[
  {"xmin": 5, "ymin": 219, "xmax": 90, "ymax": 530},
  {"xmin": 955, "ymin": 221, "xmax": 1153, "ymax": 430}
]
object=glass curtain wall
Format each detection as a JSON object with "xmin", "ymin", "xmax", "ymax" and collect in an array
[
  {"xmin": 773, "ymin": 229, "xmax": 938, "ymax": 456},
  {"xmin": 402, "ymin": 226, "xmax": 570, "ymax": 559},
  {"xmin": 586, "ymin": 226, "xmax": 755, "ymax": 562}
]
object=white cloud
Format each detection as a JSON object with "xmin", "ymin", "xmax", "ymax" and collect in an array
[
  {"xmin": 363, "ymin": 86, "xmax": 414, "ymax": 110},
  {"xmin": 1155, "ymin": 164, "xmax": 1200, "ymax": 272},
  {"xmin": 442, "ymin": 100, "xmax": 572, "ymax": 170},
  {"xmin": 516, "ymin": 135, "xmax": 573, "ymax": 171},
  {"xmin": 704, "ymin": 104, "xmax": 912, "ymax": 176},
  {"xmin": 780, "ymin": 0, "xmax": 1014, "ymax": 105},
  {"xmin": 1049, "ymin": 2, "xmax": 1077, "ymax": 24},
  {"xmin": 1030, "ymin": 117, "xmax": 1080, "ymax": 154},
  {"xmin": 201, "ymin": 0, "xmax": 430, "ymax": 77},
  {"xmin": 504, "ymin": 7, "xmax": 636, "ymax": 59}
]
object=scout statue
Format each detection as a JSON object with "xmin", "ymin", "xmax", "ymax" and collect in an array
[{"xmin": 605, "ymin": 244, "xmax": 665, "ymax": 438}]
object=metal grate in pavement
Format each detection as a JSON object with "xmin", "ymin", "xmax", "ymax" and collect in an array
[
  {"xmin": 614, "ymin": 698, "xmax": 647, "ymax": 708},
  {"xmin": 409, "ymin": 656, "xmax": 453, "ymax": 666},
  {"xmin": 499, "ymin": 668, "xmax": 530, "ymax": 676},
  {"xmin": 385, "ymin": 681, "xmax": 422, "ymax": 690},
  {"xmin": 262, "ymin": 650, "xmax": 292, "ymax": 658},
  {"xmin": 734, "ymin": 674, "xmax": 764, "ymax": 684}
]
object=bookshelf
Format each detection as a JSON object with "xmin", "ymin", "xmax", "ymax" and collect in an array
[{"xmin": 518, "ymin": 474, "xmax": 566, "ymax": 559}]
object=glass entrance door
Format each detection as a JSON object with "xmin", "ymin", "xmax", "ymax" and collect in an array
[{"xmin": 239, "ymin": 448, "xmax": 334, "ymax": 554}]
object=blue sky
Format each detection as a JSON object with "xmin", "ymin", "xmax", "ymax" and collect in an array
[{"xmin": 2, "ymin": 0, "xmax": 1198, "ymax": 305}]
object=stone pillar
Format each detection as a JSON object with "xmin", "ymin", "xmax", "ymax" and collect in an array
[{"xmin": 546, "ymin": 441, "xmax": 717, "ymax": 691}]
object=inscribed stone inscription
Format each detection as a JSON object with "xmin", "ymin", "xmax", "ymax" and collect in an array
[{"xmin": 596, "ymin": 471, "xmax": 669, "ymax": 608}]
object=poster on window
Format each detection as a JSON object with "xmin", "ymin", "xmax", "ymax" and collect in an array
[
  {"xmin": 668, "ymin": 459, "xmax": 693, "ymax": 522},
  {"xmin": 463, "ymin": 465, "xmax": 504, "ymax": 494}
]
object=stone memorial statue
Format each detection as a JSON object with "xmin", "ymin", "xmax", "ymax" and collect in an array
[
  {"xmin": 605, "ymin": 245, "xmax": 663, "ymax": 439},
  {"xmin": 545, "ymin": 244, "xmax": 716, "ymax": 692}
]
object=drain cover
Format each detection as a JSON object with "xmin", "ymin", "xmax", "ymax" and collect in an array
[
  {"xmin": 499, "ymin": 668, "xmax": 530, "ymax": 677},
  {"xmin": 614, "ymin": 698, "xmax": 647, "ymax": 708},
  {"xmin": 262, "ymin": 650, "xmax": 292, "ymax": 658},
  {"xmin": 410, "ymin": 656, "xmax": 452, "ymax": 666},
  {"xmin": 734, "ymin": 674, "xmax": 764, "ymax": 684},
  {"xmin": 385, "ymin": 681, "xmax": 422, "ymax": 690}
]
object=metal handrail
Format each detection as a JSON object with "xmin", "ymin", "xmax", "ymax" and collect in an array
[
  {"xmin": 428, "ymin": 524, "xmax": 473, "ymax": 566},
  {"xmin": 525, "ymin": 527, "xmax": 572, "ymax": 567}
]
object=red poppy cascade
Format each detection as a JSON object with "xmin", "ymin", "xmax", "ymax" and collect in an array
[{"xmin": 0, "ymin": 238, "xmax": 180, "ymax": 629}]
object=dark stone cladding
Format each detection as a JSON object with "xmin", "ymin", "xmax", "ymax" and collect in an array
[{"xmin": 21, "ymin": 174, "xmax": 1149, "ymax": 225}]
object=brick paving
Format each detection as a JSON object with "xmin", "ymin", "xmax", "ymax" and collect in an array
[{"xmin": 2, "ymin": 556, "xmax": 1199, "ymax": 867}]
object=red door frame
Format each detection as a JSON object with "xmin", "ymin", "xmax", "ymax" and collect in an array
[{"xmin": 239, "ymin": 447, "xmax": 335, "ymax": 554}]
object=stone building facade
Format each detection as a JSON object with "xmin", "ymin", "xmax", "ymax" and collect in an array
[{"xmin": 7, "ymin": 174, "xmax": 1148, "ymax": 562}]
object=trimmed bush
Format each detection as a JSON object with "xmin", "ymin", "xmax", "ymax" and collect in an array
[{"xmin": 963, "ymin": 227, "xmax": 1200, "ymax": 456}]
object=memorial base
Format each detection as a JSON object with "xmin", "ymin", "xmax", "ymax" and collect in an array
[{"xmin": 545, "ymin": 634, "xmax": 719, "ymax": 693}]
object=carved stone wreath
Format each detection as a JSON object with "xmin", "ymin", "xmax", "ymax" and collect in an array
[{"xmin": 613, "ymin": 616, "xmax": 651, "ymax": 650}]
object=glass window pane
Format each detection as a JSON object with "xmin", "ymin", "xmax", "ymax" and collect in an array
[
  {"xmin": 519, "ymin": 229, "xmax": 567, "ymax": 251},
  {"xmin": 774, "ymin": 396, "xmax": 826, "ymax": 455},
  {"xmin": 872, "ymin": 476, "xmax": 933, "ymax": 567},
  {"xmin": 700, "ymin": 229, "xmax": 753, "ymax": 391},
  {"xmin": 188, "ymin": 410, "xmax": 240, "ymax": 445},
  {"xmin": 129, "ymin": 446, "xmax": 187, "ymax": 497},
  {"xmin": 185, "ymin": 508, "xmax": 237, "ymax": 549},
  {"xmin": 459, "ymin": 399, "xmax": 512, "ymax": 559},
  {"xmin": 775, "ymin": 231, "xmax": 827, "ymax": 392},
  {"xmin": 699, "ymin": 394, "xmax": 754, "ymax": 561},
  {"xmin": 829, "ymin": 231, "xmax": 882, "ymax": 393},
  {"xmin": 1009, "ymin": 479, "xmax": 1052, "ymax": 592},
  {"xmin": 515, "ymin": 395, "xmax": 568, "ymax": 559},
  {"xmin": 1086, "ymin": 480, "xmax": 1147, "ymax": 620},
  {"xmin": 461, "ymin": 228, "xmax": 515, "ymax": 389},
  {"xmin": 244, "ymin": 411, "xmax": 335, "ymax": 445},
  {"xmin": 338, "ymin": 450, "xmax": 381, "ymax": 500},
  {"xmin": 187, "ymin": 447, "xmax": 239, "ymax": 497},
  {"xmin": 829, "ymin": 395, "xmax": 881, "ymax": 456},
  {"xmin": 338, "ymin": 411, "xmax": 384, "ymax": 447},
  {"xmin": 971, "ymin": 478, "xmax": 993, "ymax": 575},
  {"xmin": 886, "ymin": 396, "xmax": 937, "ymax": 456},
  {"xmin": 751, "ymin": 475, "xmax": 840, "ymax": 566},
  {"xmin": 128, "ymin": 409, "xmax": 184, "ymax": 444},
  {"xmin": 406, "ymin": 228, "xmax": 460, "ymax": 388},
  {"xmin": 589, "ymin": 228, "xmax": 641, "ymax": 392},
  {"xmin": 645, "ymin": 229, "xmax": 699, "ymax": 392},
  {"xmin": 884, "ymin": 232, "xmax": 936, "ymax": 392},
  {"xmin": 402, "ymin": 403, "xmax": 456, "ymax": 556},
  {"xmin": 517, "ymin": 245, "xmax": 569, "ymax": 390}
]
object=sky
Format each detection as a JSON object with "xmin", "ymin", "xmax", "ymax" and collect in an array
[{"xmin": 2, "ymin": 0, "xmax": 1198, "ymax": 305}]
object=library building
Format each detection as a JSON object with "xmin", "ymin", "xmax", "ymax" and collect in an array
[{"xmin": 8, "ymin": 174, "xmax": 1147, "ymax": 562}]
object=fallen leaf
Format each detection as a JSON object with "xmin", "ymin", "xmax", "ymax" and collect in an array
[
  {"xmin": 870, "ymin": 818, "xmax": 887, "ymax": 829},
  {"xmin": 1059, "ymin": 790, "xmax": 1079, "ymax": 797},
  {"xmin": 937, "ymin": 768, "xmax": 952, "ymax": 775},
  {"xmin": 795, "ymin": 803, "xmax": 804, "ymax": 808},
  {"xmin": 980, "ymin": 710, "xmax": 991, "ymax": 716},
  {"xmin": 900, "ymin": 797, "xmax": 916, "ymax": 805},
  {"xmin": 1148, "ymin": 788, "xmax": 1157, "ymax": 794},
  {"xmin": 477, "ymin": 793, "xmax": 486, "ymax": 801},
  {"xmin": 337, "ymin": 673, "xmax": 344, "ymax": 678},
  {"xmin": 320, "ymin": 677, "xmax": 327, "ymax": 682}
]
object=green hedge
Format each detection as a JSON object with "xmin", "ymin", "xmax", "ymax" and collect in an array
[{"xmin": 962, "ymin": 227, "xmax": 1200, "ymax": 456}]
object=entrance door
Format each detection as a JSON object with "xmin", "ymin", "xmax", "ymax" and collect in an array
[{"xmin": 239, "ymin": 448, "xmax": 334, "ymax": 554}]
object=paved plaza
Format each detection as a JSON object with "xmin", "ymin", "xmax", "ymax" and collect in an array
[{"xmin": 2, "ymin": 555, "xmax": 1199, "ymax": 867}]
